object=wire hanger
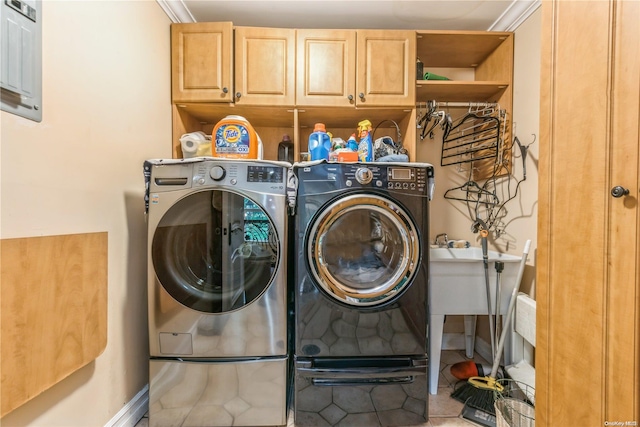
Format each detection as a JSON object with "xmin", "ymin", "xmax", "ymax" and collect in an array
[
  {"xmin": 444, "ymin": 180, "xmax": 500, "ymax": 206},
  {"xmin": 417, "ymin": 100, "xmax": 447, "ymax": 140}
]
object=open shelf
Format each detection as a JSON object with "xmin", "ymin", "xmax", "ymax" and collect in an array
[
  {"xmin": 416, "ymin": 80, "xmax": 509, "ymax": 103},
  {"xmin": 416, "ymin": 31, "xmax": 511, "ymax": 68},
  {"xmin": 173, "ymin": 103, "xmax": 295, "ymax": 128},
  {"xmin": 297, "ymin": 107, "xmax": 413, "ymax": 130}
]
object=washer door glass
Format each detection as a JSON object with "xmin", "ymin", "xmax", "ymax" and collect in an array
[
  {"xmin": 152, "ymin": 189, "xmax": 279, "ymax": 313},
  {"xmin": 307, "ymin": 194, "xmax": 420, "ymax": 306}
]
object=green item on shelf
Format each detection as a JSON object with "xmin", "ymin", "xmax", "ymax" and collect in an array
[{"xmin": 423, "ymin": 71, "xmax": 450, "ymax": 80}]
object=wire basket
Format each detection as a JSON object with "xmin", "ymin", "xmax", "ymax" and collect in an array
[{"xmin": 494, "ymin": 379, "xmax": 535, "ymax": 427}]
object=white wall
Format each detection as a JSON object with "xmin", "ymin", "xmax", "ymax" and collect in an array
[
  {"xmin": 508, "ymin": 7, "xmax": 541, "ymax": 296},
  {"xmin": 1, "ymin": 1, "xmax": 171, "ymax": 425}
]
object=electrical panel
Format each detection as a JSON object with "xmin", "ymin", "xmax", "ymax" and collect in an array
[{"xmin": 1, "ymin": 0, "xmax": 41, "ymax": 122}]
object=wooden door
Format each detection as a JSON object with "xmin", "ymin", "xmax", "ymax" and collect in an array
[
  {"xmin": 234, "ymin": 27, "xmax": 295, "ymax": 106},
  {"xmin": 537, "ymin": 1, "xmax": 640, "ymax": 425},
  {"xmin": 356, "ymin": 30, "xmax": 416, "ymax": 107},
  {"xmin": 171, "ymin": 22, "xmax": 233, "ymax": 103},
  {"xmin": 296, "ymin": 29, "xmax": 356, "ymax": 107}
]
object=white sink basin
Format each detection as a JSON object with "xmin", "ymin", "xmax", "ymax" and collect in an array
[
  {"xmin": 427, "ymin": 246, "xmax": 522, "ymax": 395},
  {"xmin": 429, "ymin": 247, "xmax": 522, "ymax": 315}
]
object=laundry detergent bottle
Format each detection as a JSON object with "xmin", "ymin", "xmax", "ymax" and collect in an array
[
  {"xmin": 357, "ymin": 119, "xmax": 373, "ymax": 162},
  {"xmin": 277, "ymin": 134, "xmax": 294, "ymax": 163},
  {"xmin": 308, "ymin": 123, "xmax": 331, "ymax": 161},
  {"xmin": 346, "ymin": 133, "xmax": 358, "ymax": 152},
  {"xmin": 213, "ymin": 115, "xmax": 262, "ymax": 159}
]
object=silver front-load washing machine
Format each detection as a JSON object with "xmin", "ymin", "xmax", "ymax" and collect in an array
[{"xmin": 144, "ymin": 157, "xmax": 290, "ymax": 427}]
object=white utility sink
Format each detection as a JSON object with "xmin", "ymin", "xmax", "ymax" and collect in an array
[{"xmin": 428, "ymin": 247, "xmax": 522, "ymax": 394}]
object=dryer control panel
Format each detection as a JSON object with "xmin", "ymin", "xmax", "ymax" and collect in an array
[
  {"xmin": 340, "ymin": 163, "xmax": 432, "ymax": 196},
  {"xmin": 295, "ymin": 162, "xmax": 435, "ymax": 199}
]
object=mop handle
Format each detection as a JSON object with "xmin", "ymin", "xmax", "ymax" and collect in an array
[
  {"xmin": 494, "ymin": 261, "xmax": 504, "ymax": 358},
  {"xmin": 489, "ymin": 239, "xmax": 532, "ymax": 379},
  {"xmin": 481, "ymin": 230, "xmax": 496, "ymax": 357}
]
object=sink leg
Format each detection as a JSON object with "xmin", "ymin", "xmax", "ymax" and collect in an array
[
  {"xmin": 463, "ymin": 315, "xmax": 477, "ymax": 359},
  {"xmin": 429, "ymin": 314, "xmax": 445, "ymax": 395}
]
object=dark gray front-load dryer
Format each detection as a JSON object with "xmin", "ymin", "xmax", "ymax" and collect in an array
[{"xmin": 292, "ymin": 161, "xmax": 434, "ymax": 427}]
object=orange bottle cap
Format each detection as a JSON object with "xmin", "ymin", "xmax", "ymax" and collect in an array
[{"xmin": 313, "ymin": 123, "xmax": 326, "ymax": 132}]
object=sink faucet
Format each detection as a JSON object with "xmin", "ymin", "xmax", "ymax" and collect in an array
[{"xmin": 435, "ymin": 233, "xmax": 449, "ymax": 248}]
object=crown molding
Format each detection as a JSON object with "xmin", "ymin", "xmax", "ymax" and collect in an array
[
  {"xmin": 156, "ymin": 0, "xmax": 195, "ymax": 23},
  {"xmin": 158, "ymin": 0, "xmax": 539, "ymax": 31},
  {"xmin": 488, "ymin": 0, "xmax": 541, "ymax": 32}
]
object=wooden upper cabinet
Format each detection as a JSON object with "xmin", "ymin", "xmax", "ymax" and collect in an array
[
  {"xmin": 356, "ymin": 30, "xmax": 416, "ymax": 107},
  {"xmin": 296, "ymin": 29, "xmax": 357, "ymax": 107},
  {"xmin": 234, "ymin": 27, "xmax": 296, "ymax": 106},
  {"xmin": 171, "ymin": 25, "xmax": 415, "ymax": 107},
  {"xmin": 296, "ymin": 29, "xmax": 415, "ymax": 107},
  {"xmin": 171, "ymin": 22, "xmax": 233, "ymax": 103}
]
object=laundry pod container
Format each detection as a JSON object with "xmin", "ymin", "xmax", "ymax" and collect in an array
[{"xmin": 212, "ymin": 115, "xmax": 263, "ymax": 159}]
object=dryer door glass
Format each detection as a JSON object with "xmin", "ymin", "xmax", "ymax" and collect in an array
[
  {"xmin": 307, "ymin": 194, "xmax": 420, "ymax": 306},
  {"xmin": 152, "ymin": 189, "xmax": 278, "ymax": 313}
]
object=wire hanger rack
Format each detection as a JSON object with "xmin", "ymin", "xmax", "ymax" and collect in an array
[
  {"xmin": 441, "ymin": 112, "xmax": 501, "ymax": 167},
  {"xmin": 418, "ymin": 100, "xmax": 528, "ymax": 236}
]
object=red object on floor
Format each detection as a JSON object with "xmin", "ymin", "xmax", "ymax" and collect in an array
[{"xmin": 450, "ymin": 360, "xmax": 481, "ymax": 380}]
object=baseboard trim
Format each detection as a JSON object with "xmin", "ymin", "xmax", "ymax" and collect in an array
[
  {"xmin": 441, "ymin": 332, "xmax": 466, "ymax": 350},
  {"xmin": 440, "ymin": 332, "xmax": 510, "ymax": 366},
  {"xmin": 474, "ymin": 336, "xmax": 494, "ymax": 364},
  {"xmin": 104, "ymin": 384, "xmax": 148, "ymax": 427}
]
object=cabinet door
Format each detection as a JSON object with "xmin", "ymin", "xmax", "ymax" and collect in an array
[
  {"xmin": 356, "ymin": 30, "xmax": 416, "ymax": 107},
  {"xmin": 296, "ymin": 29, "xmax": 356, "ymax": 107},
  {"xmin": 234, "ymin": 27, "xmax": 295, "ymax": 106},
  {"xmin": 171, "ymin": 22, "xmax": 233, "ymax": 103}
]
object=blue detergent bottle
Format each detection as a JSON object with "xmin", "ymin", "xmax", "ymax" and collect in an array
[
  {"xmin": 308, "ymin": 123, "xmax": 331, "ymax": 161},
  {"xmin": 357, "ymin": 119, "xmax": 373, "ymax": 162},
  {"xmin": 346, "ymin": 133, "xmax": 358, "ymax": 152}
]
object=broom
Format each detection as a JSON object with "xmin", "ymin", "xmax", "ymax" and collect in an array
[{"xmin": 451, "ymin": 240, "xmax": 531, "ymax": 423}]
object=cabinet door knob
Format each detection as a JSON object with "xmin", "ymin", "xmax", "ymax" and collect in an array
[
  {"xmin": 611, "ymin": 186, "xmax": 630, "ymax": 198},
  {"xmin": 236, "ymin": 92, "xmax": 242, "ymax": 99},
  {"xmin": 222, "ymin": 87, "xmax": 228, "ymax": 94},
  {"xmin": 348, "ymin": 94, "xmax": 353, "ymax": 101},
  {"xmin": 359, "ymin": 93, "xmax": 365, "ymax": 100}
]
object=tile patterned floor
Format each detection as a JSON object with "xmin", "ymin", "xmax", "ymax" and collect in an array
[{"xmin": 136, "ymin": 350, "xmax": 487, "ymax": 427}]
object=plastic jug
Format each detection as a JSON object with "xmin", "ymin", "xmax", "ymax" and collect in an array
[
  {"xmin": 212, "ymin": 115, "xmax": 263, "ymax": 159},
  {"xmin": 346, "ymin": 133, "xmax": 358, "ymax": 152},
  {"xmin": 308, "ymin": 123, "xmax": 331, "ymax": 161},
  {"xmin": 357, "ymin": 119, "xmax": 373, "ymax": 162},
  {"xmin": 277, "ymin": 134, "xmax": 294, "ymax": 163}
]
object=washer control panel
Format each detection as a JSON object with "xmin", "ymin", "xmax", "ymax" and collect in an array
[
  {"xmin": 338, "ymin": 164, "xmax": 431, "ymax": 195},
  {"xmin": 354, "ymin": 167, "xmax": 373, "ymax": 185},
  {"xmin": 191, "ymin": 160, "xmax": 287, "ymax": 194},
  {"xmin": 209, "ymin": 165, "xmax": 226, "ymax": 181},
  {"xmin": 246, "ymin": 165, "xmax": 284, "ymax": 183}
]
